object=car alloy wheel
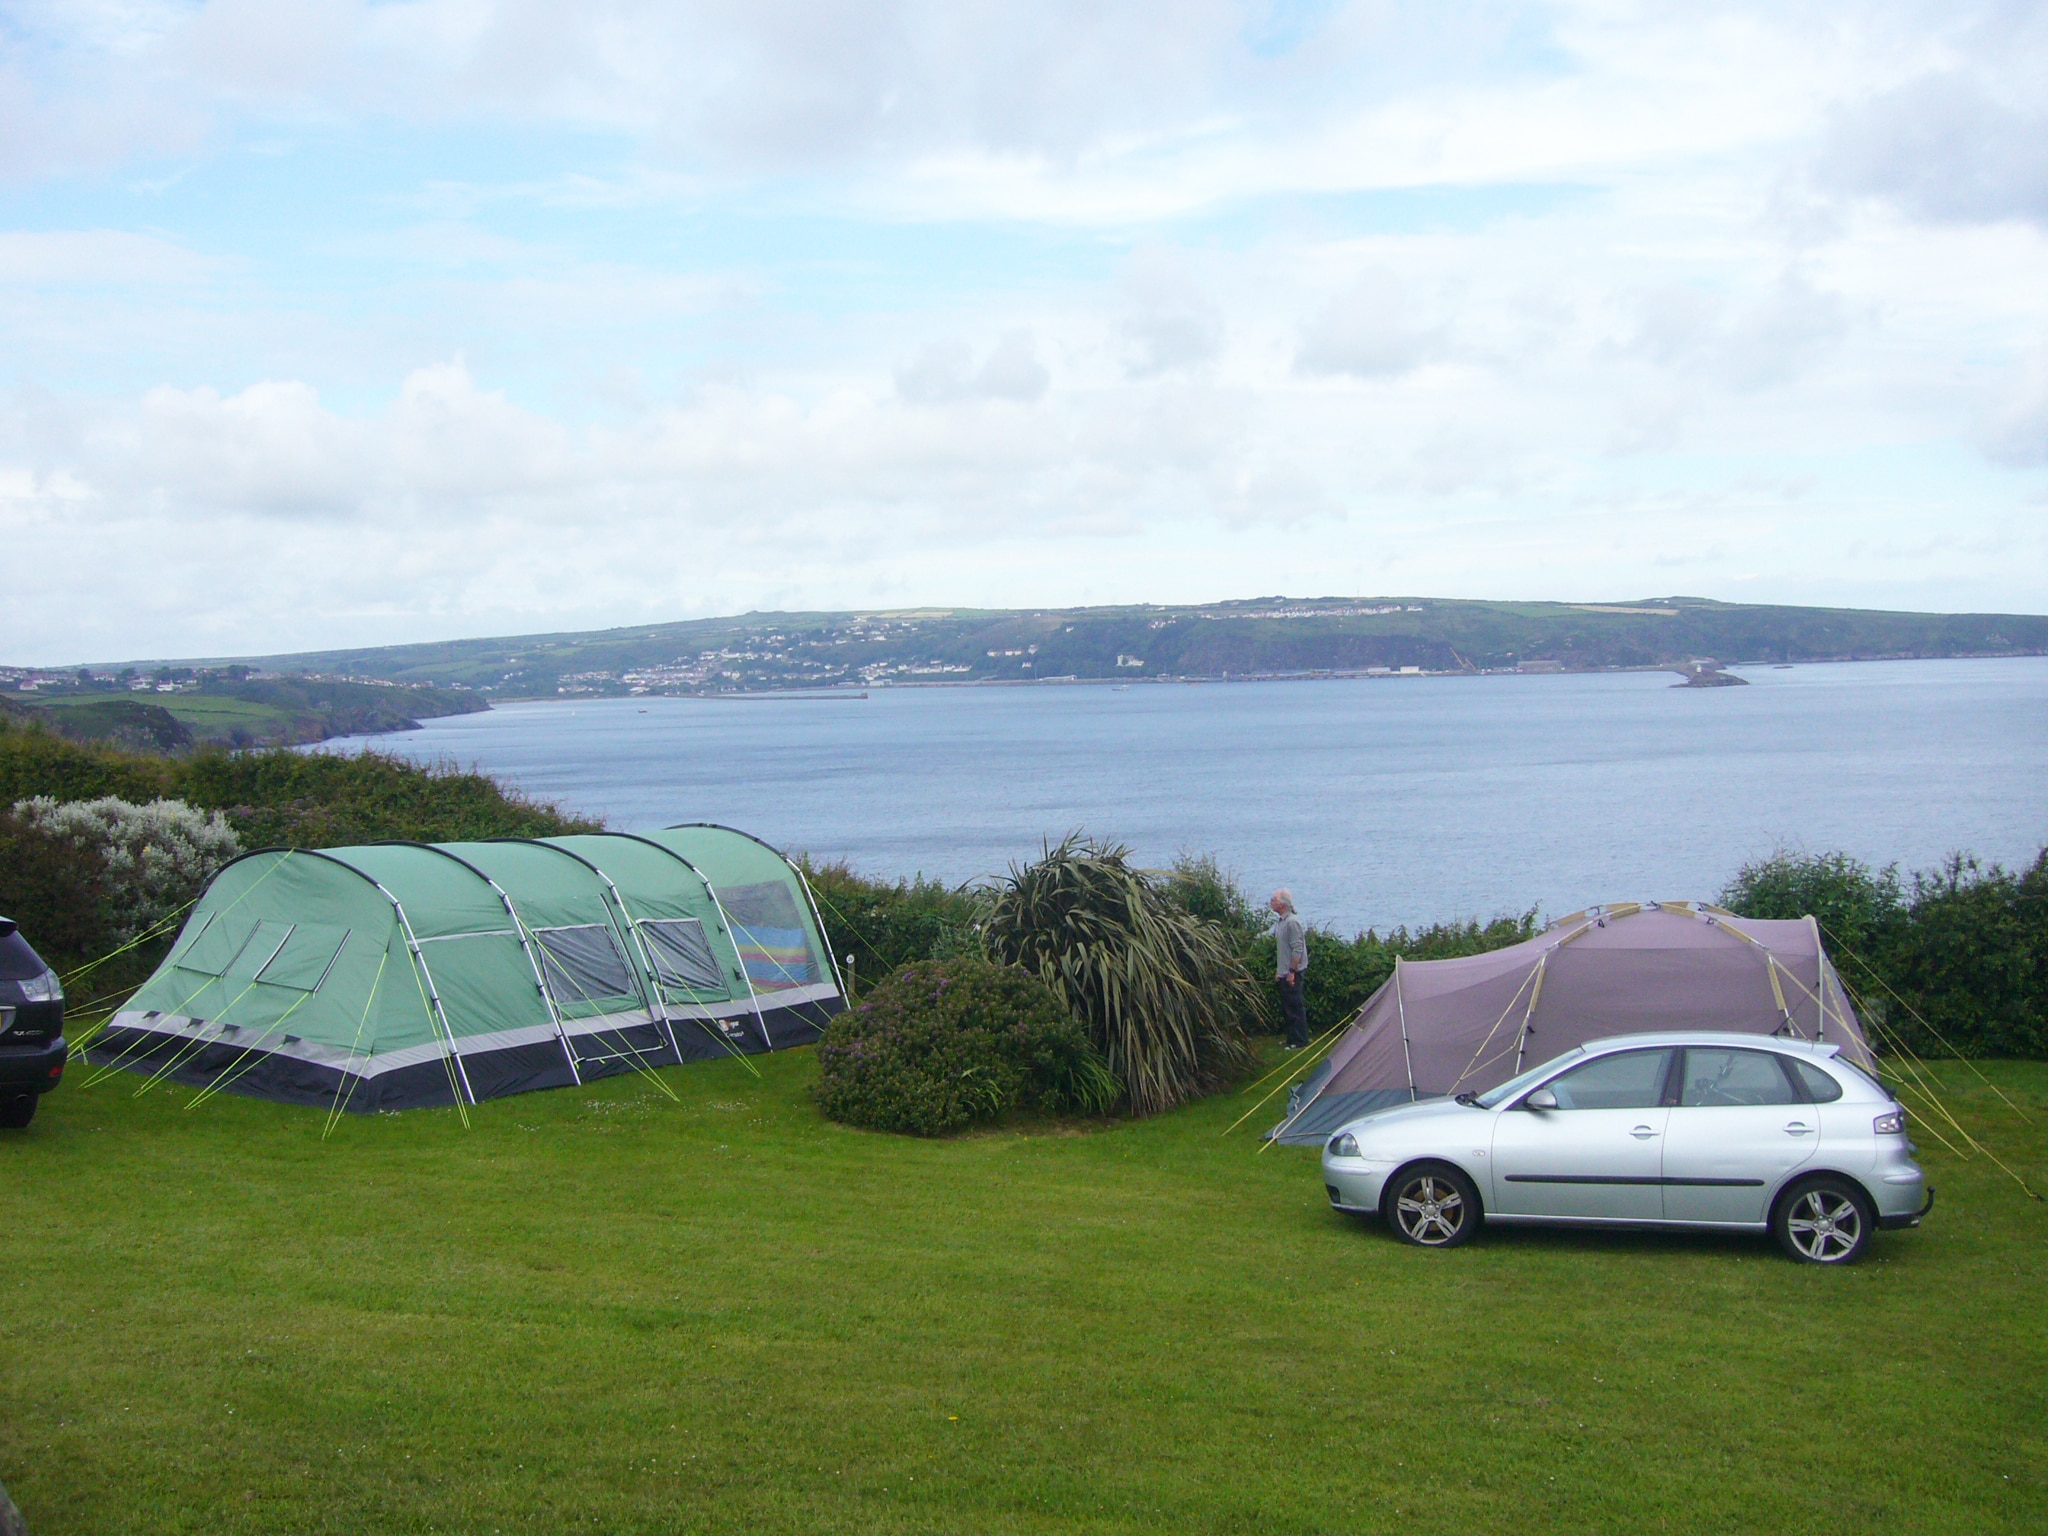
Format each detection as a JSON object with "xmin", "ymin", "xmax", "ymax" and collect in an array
[
  {"xmin": 1385, "ymin": 1162, "xmax": 1478, "ymax": 1248},
  {"xmin": 1775, "ymin": 1177, "xmax": 1872, "ymax": 1264}
]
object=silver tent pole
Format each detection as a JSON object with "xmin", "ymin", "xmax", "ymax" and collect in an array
[
  {"xmin": 792, "ymin": 861, "xmax": 848, "ymax": 1000},
  {"xmin": 1395, "ymin": 957, "xmax": 1417, "ymax": 1102},
  {"xmin": 486, "ymin": 879, "xmax": 582, "ymax": 1087},
  {"xmin": 703, "ymin": 882, "xmax": 775, "ymax": 1053},
  {"xmin": 382, "ymin": 890, "xmax": 475, "ymax": 1107}
]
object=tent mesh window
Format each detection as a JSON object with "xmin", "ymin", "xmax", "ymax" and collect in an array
[
  {"xmin": 718, "ymin": 883, "xmax": 817, "ymax": 990},
  {"xmin": 638, "ymin": 918, "xmax": 724, "ymax": 993},
  {"xmin": 533, "ymin": 924, "xmax": 638, "ymax": 1005},
  {"xmin": 253, "ymin": 924, "xmax": 352, "ymax": 993},
  {"xmin": 171, "ymin": 913, "xmax": 259, "ymax": 977}
]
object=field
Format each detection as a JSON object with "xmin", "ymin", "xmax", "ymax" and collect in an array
[{"xmin": 3, "ymin": 1047, "xmax": 2044, "ymax": 1535}]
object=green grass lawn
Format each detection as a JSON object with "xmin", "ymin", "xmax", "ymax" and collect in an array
[{"xmin": 4, "ymin": 1049, "xmax": 2044, "ymax": 1535}]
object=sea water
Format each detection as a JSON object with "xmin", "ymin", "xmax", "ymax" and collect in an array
[{"xmin": 316, "ymin": 657, "xmax": 2048, "ymax": 934}]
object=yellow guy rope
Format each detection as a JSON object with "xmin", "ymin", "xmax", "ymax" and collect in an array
[
  {"xmin": 1821, "ymin": 927, "xmax": 2035, "ymax": 1125},
  {"xmin": 323, "ymin": 948, "xmax": 389, "ymax": 1139},
  {"xmin": 184, "ymin": 986, "xmax": 319, "ymax": 1110},
  {"xmin": 1222, "ymin": 1020, "xmax": 1350, "ymax": 1138},
  {"xmin": 403, "ymin": 943, "xmax": 470, "ymax": 1131},
  {"xmin": 1771, "ymin": 944, "xmax": 2041, "ymax": 1200}
]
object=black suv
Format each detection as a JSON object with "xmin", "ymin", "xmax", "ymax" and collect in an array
[{"xmin": 0, "ymin": 917, "xmax": 67, "ymax": 1128}]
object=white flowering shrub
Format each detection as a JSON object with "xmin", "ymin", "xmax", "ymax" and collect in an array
[{"xmin": 12, "ymin": 796, "xmax": 241, "ymax": 944}]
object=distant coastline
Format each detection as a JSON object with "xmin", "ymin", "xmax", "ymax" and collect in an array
[{"xmin": 15, "ymin": 595, "xmax": 2048, "ymax": 738}]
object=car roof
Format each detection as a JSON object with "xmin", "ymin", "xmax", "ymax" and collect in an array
[{"xmin": 1572, "ymin": 1030, "xmax": 1841, "ymax": 1059}]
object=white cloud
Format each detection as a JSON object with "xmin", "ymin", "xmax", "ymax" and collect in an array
[
  {"xmin": 1817, "ymin": 71, "xmax": 2048, "ymax": 226},
  {"xmin": 132, "ymin": 380, "xmax": 369, "ymax": 517},
  {"xmin": 1295, "ymin": 268, "xmax": 1447, "ymax": 380},
  {"xmin": 2, "ymin": 4, "xmax": 2047, "ymax": 661},
  {"xmin": 896, "ymin": 330, "xmax": 1049, "ymax": 404}
]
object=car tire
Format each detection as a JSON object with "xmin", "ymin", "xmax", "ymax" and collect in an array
[
  {"xmin": 0, "ymin": 1093, "xmax": 36, "ymax": 1130},
  {"xmin": 1382, "ymin": 1161, "xmax": 1481, "ymax": 1248},
  {"xmin": 1773, "ymin": 1175, "xmax": 1875, "ymax": 1264}
]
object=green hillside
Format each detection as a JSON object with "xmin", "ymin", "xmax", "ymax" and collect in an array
[
  {"xmin": 192, "ymin": 595, "xmax": 2048, "ymax": 697},
  {"xmin": 1, "ymin": 673, "xmax": 487, "ymax": 749}
]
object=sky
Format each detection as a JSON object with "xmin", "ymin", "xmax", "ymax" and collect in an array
[{"xmin": 2, "ymin": 1, "xmax": 2045, "ymax": 664}]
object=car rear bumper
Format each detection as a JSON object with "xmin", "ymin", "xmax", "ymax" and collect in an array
[
  {"xmin": 1878, "ymin": 1185, "xmax": 1934, "ymax": 1230},
  {"xmin": 0, "ymin": 1035, "xmax": 68, "ymax": 1093}
]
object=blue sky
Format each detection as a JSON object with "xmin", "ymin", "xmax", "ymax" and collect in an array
[{"xmin": 2, "ymin": 1, "xmax": 2045, "ymax": 663}]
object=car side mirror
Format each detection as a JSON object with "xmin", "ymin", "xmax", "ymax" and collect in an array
[{"xmin": 1524, "ymin": 1088, "xmax": 1558, "ymax": 1111}]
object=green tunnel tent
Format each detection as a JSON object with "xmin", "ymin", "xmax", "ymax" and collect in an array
[{"xmin": 91, "ymin": 825, "xmax": 844, "ymax": 1112}]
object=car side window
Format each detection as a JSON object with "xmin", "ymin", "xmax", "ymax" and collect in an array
[
  {"xmin": 1679, "ymin": 1048, "xmax": 1798, "ymax": 1107},
  {"xmin": 1786, "ymin": 1058, "xmax": 1845, "ymax": 1103},
  {"xmin": 1544, "ymin": 1049, "xmax": 1673, "ymax": 1110}
]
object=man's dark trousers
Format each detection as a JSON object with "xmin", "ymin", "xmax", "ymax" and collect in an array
[{"xmin": 1277, "ymin": 974, "xmax": 1309, "ymax": 1048}]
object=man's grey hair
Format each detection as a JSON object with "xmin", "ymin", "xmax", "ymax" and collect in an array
[{"xmin": 1271, "ymin": 888, "xmax": 1295, "ymax": 913}]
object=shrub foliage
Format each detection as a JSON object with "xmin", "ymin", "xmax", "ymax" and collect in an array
[
  {"xmin": 1724, "ymin": 846, "xmax": 2048, "ymax": 1059},
  {"xmin": 0, "ymin": 717, "xmax": 596, "ymax": 848},
  {"xmin": 13, "ymin": 796, "xmax": 241, "ymax": 945},
  {"xmin": 0, "ymin": 715, "xmax": 597, "ymax": 973},
  {"xmin": 800, "ymin": 862, "xmax": 982, "ymax": 994},
  {"xmin": 815, "ymin": 957, "xmax": 1116, "ymax": 1135},
  {"xmin": 983, "ymin": 836, "xmax": 1258, "ymax": 1117}
]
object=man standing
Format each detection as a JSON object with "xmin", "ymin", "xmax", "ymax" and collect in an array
[{"xmin": 1270, "ymin": 889, "xmax": 1309, "ymax": 1050}]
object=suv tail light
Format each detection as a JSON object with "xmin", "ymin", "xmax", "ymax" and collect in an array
[{"xmin": 1873, "ymin": 1109, "xmax": 1906, "ymax": 1135}]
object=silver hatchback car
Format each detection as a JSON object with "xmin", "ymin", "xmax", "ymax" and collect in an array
[{"xmin": 1320, "ymin": 1032, "xmax": 1932, "ymax": 1263}]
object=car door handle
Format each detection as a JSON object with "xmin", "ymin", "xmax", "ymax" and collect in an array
[
  {"xmin": 1630, "ymin": 1125, "xmax": 1658, "ymax": 1139},
  {"xmin": 1783, "ymin": 1122, "xmax": 1812, "ymax": 1136}
]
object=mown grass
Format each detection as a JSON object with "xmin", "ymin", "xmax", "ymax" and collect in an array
[{"xmin": 3, "ymin": 1050, "xmax": 2043, "ymax": 1535}]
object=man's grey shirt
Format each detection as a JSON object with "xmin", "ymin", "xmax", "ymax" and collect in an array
[{"xmin": 1273, "ymin": 912, "xmax": 1308, "ymax": 978}]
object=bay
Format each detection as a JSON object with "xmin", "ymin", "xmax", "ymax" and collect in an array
[{"xmin": 316, "ymin": 657, "xmax": 2048, "ymax": 935}]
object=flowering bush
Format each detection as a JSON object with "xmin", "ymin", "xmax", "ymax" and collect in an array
[
  {"xmin": 815, "ymin": 957, "xmax": 1117, "ymax": 1135},
  {"xmin": 12, "ymin": 796, "xmax": 241, "ymax": 945}
]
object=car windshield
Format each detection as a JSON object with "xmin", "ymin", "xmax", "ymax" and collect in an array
[{"xmin": 1473, "ymin": 1047, "xmax": 1586, "ymax": 1108}]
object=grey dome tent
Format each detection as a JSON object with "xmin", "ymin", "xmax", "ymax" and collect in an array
[
  {"xmin": 91, "ymin": 824, "xmax": 843, "ymax": 1112},
  {"xmin": 1270, "ymin": 901, "xmax": 1877, "ymax": 1145}
]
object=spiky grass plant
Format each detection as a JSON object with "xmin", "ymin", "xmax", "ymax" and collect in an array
[{"xmin": 982, "ymin": 834, "xmax": 1261, "ymax": 1116}]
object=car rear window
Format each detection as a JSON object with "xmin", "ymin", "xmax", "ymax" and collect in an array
[
  {"xmin": 1784, "ymin": 1058, "xmax": 1844, "ymax": 1102},
  {"xmin": 0, "ymin": 928, "xmax": 49, "ymax": 980}
]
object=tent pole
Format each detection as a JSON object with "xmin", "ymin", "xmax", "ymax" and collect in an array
[
  {"xmin": 597, "ymin": 833, "xmax": 774, "ymax": 1062},
  {"xmin": 385, "ymin": 893, "xmax": 476, "ymax": 1107},
  {"xmin": 591, "ymin": 871, "xmax": 687, "ymax": 1068},
  {"xmin": 702, "ymin": 883, "xmax": 775, "ymax": 1053},
  {"xmin": 487, "ymin": 880, "xmax": 582, "ymax": 1087},
  {"xmin": 1808, "ymin": 916, "xmax": 1830, "ymax": 1043},
  {"xmin": 1395, "ymin": 958, "xmax": 1416, "ymax": 1102},
  {"xmin": 1764, "ymin": 955, "xmax": 1800, "ymax": 1037},
  {"xmin": 793, "ymin": 861, "xmax": 848, "ymax": 1000},
  {"xmin": 1512, "ymin": 956, "xmax": 1549, "ymax": 1073}
]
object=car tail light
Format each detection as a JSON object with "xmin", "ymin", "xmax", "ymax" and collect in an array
[
  {"xmin": 19, "ymin": 968, "xmax": 62, "ymax": 1004},
  {"xmin": 1873, "ymin": 1109, "xmax": 1905, "ymax": 1135}
]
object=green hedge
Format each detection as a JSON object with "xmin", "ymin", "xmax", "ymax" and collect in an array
[
  {"xmin": 799, "ymin": 862, "xmax": 981, "ymax": 993},
  {"xmin": 0, "ymin": 717, "xmax": 598, "ymax": 975},
  {"xmin": 1724, "ymin": 848, "xmax": 2048, "ymax": 1059},
  {"xmin": 1, "ymin": 717, "xmax": 597, "ymax": 848},
  {"xmin": 815, "ymin": 957, "xmax": 1117, "ymax": 1135}
]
